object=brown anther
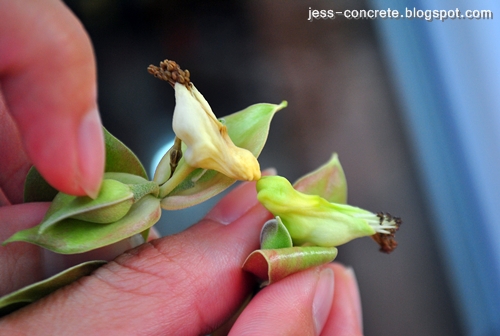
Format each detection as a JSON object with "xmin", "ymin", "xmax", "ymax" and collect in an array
[
  {"xmin": 147, "ymin": 59, "xmax": 191, "ymax": 88},
  {"xmin": 372, "ymin": 212, "xmax": 402, "ymax": 254}
]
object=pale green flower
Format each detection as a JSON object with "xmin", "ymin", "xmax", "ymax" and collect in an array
[{"xmin": 256, "ymin": 176, "xmax": 401, "ymax": 251}]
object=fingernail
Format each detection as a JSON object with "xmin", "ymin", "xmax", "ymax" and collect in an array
[
  {"xmin": 344, "ymin": 266, "xmax": 363, "ymax": 330},
  {"xmin": 262, "ymin": 167, "xmax": 277, "ymax": 176},
  {"xmin": 205, "ymin": 181, "xmax": 259, "ymax": 225},
  {"xmin": 205, "ymin": 168, "xmax": 277, "ymax": 225},
  {"xmin": 78, "ymin": 110, "xmax": 105, "ymax": 198},
  {"xmin": 312, "ymin": 267, "xmax": 335, "ymax": 335}
]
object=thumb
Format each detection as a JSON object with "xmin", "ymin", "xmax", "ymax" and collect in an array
[{"xmin": 0, "ymin": 0, "xmax": 104, "ymax": 198}]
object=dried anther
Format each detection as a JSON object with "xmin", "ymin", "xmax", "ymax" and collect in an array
[
  {"xmin": 169, "ymin": 137, "xmax": 183, "ymax": 178},
  {"xmin": 371, "ymin": 212, "xmax": 402, "ymax": 253},
  {"xmin": 147, "ymin": 60, "xmax": 191, "ymax": 88}
]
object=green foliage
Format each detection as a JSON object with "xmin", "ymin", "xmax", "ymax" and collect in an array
[{"xmin": 0, "ymin": 260, "xmax": 106, "ymax": 317}]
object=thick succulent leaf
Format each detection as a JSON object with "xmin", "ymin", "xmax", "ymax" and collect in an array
[
  {"xmin": 3, "ymin": 195, "xmax": 161, "ymax": 254},
  {"xmin": 161, "ymin": 101, "xmax": 287, "ymax": 210},
  {"xmin": 104, "ymin": 172, "xmax": 148, "ymax": 184},
  {"xmin": 293, "ymin": 153, "xmax": 347, "ymax": 204},
  {"xmin": 0, "ymin": 260, "xmax": 106, "ymax": 317},
  {"xmin": 242, "ymin": 246, "xmax": 338, "ymax": 286},
  {"xmin": 23, "ymin": 167, "xmax": 59, "ymax": 203},
  {"xmin": 260, "ymin": 217, "xmax": 293, "ymax": 250},
  {"xmin": 24, "ymin": 127, "xmax": 147, "ymax": 203},
  {"xmin": 103, "ymin": 127, "xmax": 148, "ymax": 179},
  {"xmin": 38, "ymin": 179, "xmax": 135, "ymax": 233}
]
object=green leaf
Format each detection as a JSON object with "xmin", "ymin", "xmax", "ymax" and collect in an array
[
  {"xmin": 23, "ymin": 127, "xmax": 147, "ymax": 202},
  {"xmin": 23, "ymin": 167, "xmax": 59, "ymax": 203},
  {"xmin": 103, "ymin": 127, "xmax": 148, "ymax": 179},
  {"xmin": 38, "ymin": 179, "xmax": 135, "ymax": 233},
  {"xmin": 104, "ymin": 172, "xmax": 148, "ymax": 184},
  {"xmin": 293, "ymin": 153, "xmax": 347, "ymax": 204},
  {"xmin": 0, "ymin": 260, "xmax": 106, "ymax": 317},
  {"xmin": 3, "ymin": 195, "xmax": 161, "ymax": 254},
  {"xmin": 160, "ymin": 101, "xmax": 287, "ymax": 210},
  {"xmin": 242, "ymin": 246, "xmax": 338, "ymax": 286},
  {"xmin": 260, "ymin": 217, "xmax": 293, "ymax": 250}
]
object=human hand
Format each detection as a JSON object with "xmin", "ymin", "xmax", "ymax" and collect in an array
[
  {"xmin": 0, "ymin": 0, "xmax": 104, "ymax": 203},
  {"xmin": 0, "ymin": 180, "xmax": 363, "ymax": 335},
  {"xmin": 0, "ymin": 0, "xmax": 105, "ymax": 291}
]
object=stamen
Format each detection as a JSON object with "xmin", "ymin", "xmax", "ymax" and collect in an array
[
  {"xmin": 371, "ymin": 212, "xmax": 402, "ymax": 254},
  {"xmin": 147, "ymin": 59, "xmax": 192, "ymax": 88}
]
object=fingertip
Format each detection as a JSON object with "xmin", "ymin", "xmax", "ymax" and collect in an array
[
  {"xmin": 205, "ymin": 167, "xmax": 277, "ymax": 225},
  {"xmin": 23, "ymin": 109, "xmax": 104, "ymax": 197},
  {"xmin": 205, "ymin": 181, "xmax": 261, "ymax": 225},
  {"xmin": 312, "ymin": 267, "xmax": 335, "ymax": 334},
  {"xmin": 322, "ymin": 263, "xmax": 363, "ymax": 335},
  {"xmin": 0, "ymin": 0, "xmax": 103, "ymax": 197}
]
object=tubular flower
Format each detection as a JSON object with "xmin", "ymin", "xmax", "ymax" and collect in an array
[
  {"xmin": 256, "ymin": 176, "xmax": 401, "ymax": 252},
  {"xmin": 148, "ymin": 60, "xmax": 261, "ymax": 181}
]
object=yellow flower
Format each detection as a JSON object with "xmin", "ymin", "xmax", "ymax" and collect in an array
[{"xmin": 172, "ymin": 82, "xmax": 261, "ymax": 181}]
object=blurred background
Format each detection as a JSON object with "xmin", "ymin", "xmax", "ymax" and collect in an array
[{"xmin": 64, "ymin": 0, "xmax": 500, "ymax": 335}]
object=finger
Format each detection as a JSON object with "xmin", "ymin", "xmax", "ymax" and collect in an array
[
  {"xmin": 0, "ymin": 180, "xmax": 273, "ymax": 335},
  {"xmin": 0, "ymin": 0, "xmax": 104, "ymax": 198},
  {"xmin": 0, "ymin": 202, "xmax": 49, "ymax": 296},
  {"xmin": 0, "ymin": 92, "xmax": 30, "ymax": 204},
  {"xmin": 229, "ymin": 266, "xmax": 335, "ymax": 336},
  {"xmin": 321, "ymin": 263, "xmax": 363, "ymax": 336}
]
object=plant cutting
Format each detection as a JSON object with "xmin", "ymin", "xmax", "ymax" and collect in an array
[{"xmin": 0, "ymin": 59, "xmax": 401, "ymax": 316}]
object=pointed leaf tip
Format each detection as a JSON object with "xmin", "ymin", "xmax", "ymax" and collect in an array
[
  {"xmin": 293, "ymin": 153, "xmax": 347, "ymax": 204},
  {"xmin": 260, "ymin": 217, "xmax": 293, "ymax": 250}
]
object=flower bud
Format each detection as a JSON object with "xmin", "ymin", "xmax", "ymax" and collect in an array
[{"xmin": 256, "ymin": 176, "xmax": 401, "ymax": 248}]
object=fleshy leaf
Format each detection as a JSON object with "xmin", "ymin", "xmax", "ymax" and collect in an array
[
  {"xmin": 38, "ymin": 179, "xmax": 135, "ymax": 233},
  {"xmin": 103, "ymin": 127, "xmax": 148, "ymax": 179},
  {"xmin": 260, "ymin": 217, "xmax": 293, "ymax": 250},
  {"xmin": 3, "ymin": 195, "xmax": 161, "ymax": 254},
  {"xmin": 104, "ymin": 172, "xmax": 148, "ymax": 184},
  {"xmin": 293, "ymin": 153, "xmax": 347, "ymax": 204},
  {"xmin": 23, "ymin": 167, "xmax": 59, "ymax": 203},
  {"xmin": 242, "ymin": 246, "xmax": 338, "ymax": 286},
  {"xmin": 24, "ymin": 127, "xmax": 147, "ymax": 203},
  {"xmin": 161, "ymin": 101, "xmax": 287, "ymax": 210},
  {"xmin": 0, "ymin": 260, "xmax": 106, "ymax": 317}
]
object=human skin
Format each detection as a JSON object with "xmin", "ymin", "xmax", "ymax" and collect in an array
[{"xmin": 0, "ymin": 0, "xmax": 363, "ymax": 334}]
